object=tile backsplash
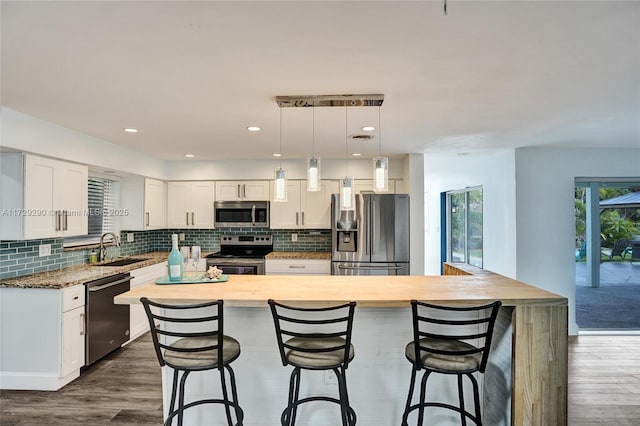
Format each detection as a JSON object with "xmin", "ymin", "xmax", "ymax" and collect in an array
[{"xmin": 1, "ymin": 228, "xmax": 331, "ymax": 279}]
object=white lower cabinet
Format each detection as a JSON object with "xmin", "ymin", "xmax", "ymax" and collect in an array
[
  {"xmin": 129, "ymin": 261, "xmax": 167, "ymax": 341},
  {"xmin": 0, "ymin": 285, "xmax": 86, "ymax": 390},
  {"xmin": 265, "ymin": 259, "xmax": 331, "ymax": 275},
  {"xmin": 61, "ymin": 306, "xmax": 85, "ymax": 377}
]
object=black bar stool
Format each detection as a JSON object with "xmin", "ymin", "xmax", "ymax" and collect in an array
[
  {"xmin": 401, "ymin": 300, "xmax": 502, "ymax": 426},
  {"xmin": 140, "ymin": 298, "xmax": 244, "ymax": 426},
  {"xmin": 268, "ymin": 299, "xmax": 357, "ymax": 426}
]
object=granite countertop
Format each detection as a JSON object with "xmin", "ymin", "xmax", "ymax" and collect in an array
[
  {"xmin": 0, "ymin": 252, "xmax": 169, "ymax": 289},
  {"xmin": 266, "ymin": 251, "xmax": 331, "ymax": 260}
]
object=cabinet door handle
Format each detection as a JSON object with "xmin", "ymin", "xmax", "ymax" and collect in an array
[
  {"xmin": 191, "ymin": 212, "xmax": 195, "ymax": 225},
  {"xmin": 289, "ymin": 265, "xmax": 306, "ymax": 269},
  {"xmin": 80, "ymin": 313, "xmax": 86, "ymax": 336},
  {"xmin": 296, "ymin": 212, "xmax": 299, "ymax": 225},
  {"xmin": 146, "ymin": 212, "xmax": 150, "ymax": 227},
  {"xmin": 242, "ymin": 184, "xmax": 246, "ymax": 198},
  {"xmin": 63, "ymin": 210, "xmax": 68, "ymax": 231},
  {"xmin": 55, "ymin": 210, "xmax": 60, "ymax": 231},
  {"xmin": 301, "ymin": 212, "xmax": 304, "ymax": 225},
  {"xmin": 186, "ymin": 212, "xmax": 189, "ymax": 226},
  {"xmin": 237, "ymin": 184, "xmax": 241, "ymax": 199}
]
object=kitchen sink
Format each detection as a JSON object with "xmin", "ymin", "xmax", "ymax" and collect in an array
[{"xmin": 96, "ymin": 257, "xmax": 147, "ymax": 267}]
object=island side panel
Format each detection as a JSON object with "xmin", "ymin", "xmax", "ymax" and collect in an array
[{"xmin": 512, "ymin": 304, "xmax": 568, "ymax": 426}]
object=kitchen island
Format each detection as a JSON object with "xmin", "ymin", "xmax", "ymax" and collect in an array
[{"xmin": 115, "ymin": 271, "xmax": 567, "ymax": 426}]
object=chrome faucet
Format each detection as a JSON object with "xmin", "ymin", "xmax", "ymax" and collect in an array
[{"xmin": 99, "ymin": 232, "xmax": 121, "ymax": 262}]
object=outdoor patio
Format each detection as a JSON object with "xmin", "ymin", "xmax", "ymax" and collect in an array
[{"xmin": 575, "ymin": 260, "xmax": 640, "ymax": 329}]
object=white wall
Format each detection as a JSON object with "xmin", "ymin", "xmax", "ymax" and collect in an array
[
  {"xmin": 406, "ymin": 154, "xmax": 425, "ymax": 275},
  {"xmin": 423, "ymin": 150, "xmax": 517, "ymax": 277},
  {"xmin": 1, "ymin": 108, "xmax": 166, "ymax": 179},
  {"xmin": 515, "ymin": 147, "xmax": 640, "ymax": 335},
  {"xmin": 164, "ymin": 158, "xmax": 406, "ymax": 181}
]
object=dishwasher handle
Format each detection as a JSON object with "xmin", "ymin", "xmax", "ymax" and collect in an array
[{"xmin": 86, "ymin": 276, "xmax": 131, "ymax": 292}]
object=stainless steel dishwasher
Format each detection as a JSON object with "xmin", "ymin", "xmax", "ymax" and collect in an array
[{"xmin": 84, "ymin": 272, "xmax": 131, "ymax": 366}]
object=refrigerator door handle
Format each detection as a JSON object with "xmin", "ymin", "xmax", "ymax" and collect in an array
[
  {"xmin": 364, "ymin": 195, "xmax": 370, "ymax": 256},
  {"xmin": 370, "ymin": 196, "xmax": 375, "ymax": 257},
  {"xmin": 337, "ymin": 264, "xmax": 403, "ymax": 270}
]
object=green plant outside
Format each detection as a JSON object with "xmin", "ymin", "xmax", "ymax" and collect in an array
[{"xmin": 575, "ymin": 188, "xmax": 640, "ymax": 249}]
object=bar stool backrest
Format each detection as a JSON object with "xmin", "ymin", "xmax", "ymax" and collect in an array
[
  {"xmin": 410, "ymin": 300, "xmax": 502, "ymax": 373},
  {"xmin": 140, "ymin": 297, "xmax": 226, "ymax": 370},
  {"xmin": 268, "ymin": 299, "xmax": 356, "ymax": 369}
]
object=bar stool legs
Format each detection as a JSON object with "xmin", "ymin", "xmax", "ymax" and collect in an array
[
  {"xmin": 280, "ymin": 366, "xmax": 356, "ymax": 426},
  {"xmin": 165, "ymin": 365, "xmax": 242, "ymax": 426}
]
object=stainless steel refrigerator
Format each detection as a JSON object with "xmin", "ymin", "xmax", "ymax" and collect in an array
[{"xmin": 331, "ymin": 193, "xmax": 410, "ymax": 275}]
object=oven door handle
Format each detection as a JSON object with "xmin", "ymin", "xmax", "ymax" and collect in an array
[
  {"xmin": 251, "ymin": 205, "xmax": 256, "ymax": 226},
  {"xmin": 87, "ymin": 277, "xmax": 131, "ymax": 292}
]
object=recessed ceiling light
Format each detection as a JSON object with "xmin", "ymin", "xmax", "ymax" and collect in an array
[
  {"xmin": 185, "ymin": 154, "xmax": 195, "ymax": 158},
  {"xmin": 123, "ymin": 128, "xmax": 138, "ymax": 133},
  {"xmin": 247, "ymin": 126, "xmax": 261, "ymax": 132},
  {"xmin": 361, "ymin": 126, "xmax": 375, "ymax": 132},
  {"xmin": 273, "ymin": 153, "xmax": 282, "ymax": 157},
  {"xmin": 351, "ymin": 153, "xmax": 362, "ymax": 157}
]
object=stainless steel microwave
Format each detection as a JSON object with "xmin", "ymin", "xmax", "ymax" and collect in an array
[{"xmin": 214, "ymin": 201, "xmax": 270, "ymax": 228}]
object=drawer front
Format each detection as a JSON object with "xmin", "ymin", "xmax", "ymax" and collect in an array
[
  {"xmin": 266, "ymin": 259, "xmax": 331, "ymax": 275},
  {"xmin": 130, "ymin": 262, "xmax": 167, "ymax": 288},
  {"xmin": 62, "ymin": 284, "xmax": 85, "ymax": 312}
]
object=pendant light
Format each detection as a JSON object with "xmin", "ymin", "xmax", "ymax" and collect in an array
[
  {"xmin": 307, "ymin": 102, "xmax": 321, "ymax": 192},
  {"xmin": 373, "ymin": 105, "xmax": 389, "ymax": 192},
  {"xmin": 273, "ymin": 107, "xmax": 288, "ymax": 202},
  {"xmin": 340, "ymin": 104, "xmax": 355, "ymax": 212}
]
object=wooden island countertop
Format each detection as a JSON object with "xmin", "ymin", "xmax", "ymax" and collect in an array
[
  {"xmin": 114, "ymin": 273, "xmax": 565, "ymax": 308},
  {"xmin": 115, "ymin": 271, "xmax": 568, "ymax": 425}
]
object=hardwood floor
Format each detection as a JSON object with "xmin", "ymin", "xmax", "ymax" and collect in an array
[
  {"xmin": 0, "ymin": 334, "xmax": 163, "ymax": 426},
  {"xmin": 568, "ymin": 335, "xmax": 640, "ymax": 425},
  {"xmin": 1, "ymin": 334, "xmax": 639, "ymax": 425}
]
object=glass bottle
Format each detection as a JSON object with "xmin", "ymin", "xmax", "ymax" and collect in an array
[{"xmin": 167, "ymin": 234, "xmax": 183, "ymax": 282}]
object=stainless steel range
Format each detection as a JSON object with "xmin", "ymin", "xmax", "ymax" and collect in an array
[{"xmin": 205, "ymin": 234, "xmax": 273, "ymax": 275}]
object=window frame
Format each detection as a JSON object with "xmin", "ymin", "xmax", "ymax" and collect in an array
[{"xmin": 445, "ymin": 186, "xmax": 483, "ymax": 268}]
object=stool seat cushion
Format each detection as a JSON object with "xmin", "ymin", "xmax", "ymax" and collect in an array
[
  {"xmin": 164, "ymin": 335, "xmax": 240, "ymax": 368},
  {"xmin": 405, "ymin": 338, "xmax": 481, "ymax": 372},
  {"xmin": 285, "ymin": 336, "xmax": 354, "ymax": 368}
]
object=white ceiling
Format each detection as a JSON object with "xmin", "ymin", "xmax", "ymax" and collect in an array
[{"xmin": 2, "ymin": 1, "xmax": 639, "ymax": 161}]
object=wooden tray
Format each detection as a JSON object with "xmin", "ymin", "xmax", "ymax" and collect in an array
[{"xmin": 155, "ymin": 274, "xmax": 230, "ymax": 285}]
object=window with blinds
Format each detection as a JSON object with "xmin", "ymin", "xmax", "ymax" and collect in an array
[
  {"xmin": 87, "ymin": 177, "xmax": 115, "ymax": 238},
  {"xmin": 64, "ymin": 176, "xmax": 117, "ymax": 247}
]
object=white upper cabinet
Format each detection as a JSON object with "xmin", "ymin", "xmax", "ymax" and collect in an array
[
  {"xmin": 120, "ymin": 176, "xmax": 167, "ymax": 231},
  {"xmin": 0, "ymin": 153, "xmax": 88, "ymax": 240},
  {"xmin": 215, "ymin": 181, "xmax": 270, "ymax": 201},
  {"xmin": 167, "ymin": 181, "xmax": 215, "ymax": 228},
  {"xmin": 270, "ymin": 180, "xmax": 338, "ymax": 229},
  {"xmin": 269, "ymin": 181, "xmax": 302, "ymax": 229},
  {"xmin": 144, "ymin": 178, "xmax": 167, "ymax": 229}
]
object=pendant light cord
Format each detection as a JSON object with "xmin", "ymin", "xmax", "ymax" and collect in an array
[
  {"xmin": 345, "ymin": 104, "xmax": 348, "ymax": 175},
  {"xmin": 378, "ymin": 105, "xmax": 382, "ymax": 156},
  {"xmin": 279, "ymin": 107, "xmax": 283, "ymax": 168},
  {"xmin": 312, "ymin": 101, "xmax": 316, "ymax": 157}
]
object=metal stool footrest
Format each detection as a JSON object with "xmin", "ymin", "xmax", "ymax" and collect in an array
[
  {"xmin": 401, "ymin": 401, "xmax": 479, "ymax": 426},
  {"xmin": 164, "ymin": 398, "xmax": 244, "ymax": 426},
  {"xmin": 281, "ymin": 395, "xmax": 356, "ymax": 425}
]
